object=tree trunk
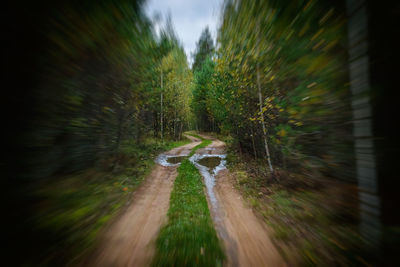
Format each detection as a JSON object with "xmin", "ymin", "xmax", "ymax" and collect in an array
[
  {"xmin": 115, "ymin": 111, "xmax": 124, "ymax": 151},
  {"xmin": 257, "ymin": 57, "xmax": 273, "ymax": 173},
  {"xmin": 179, "ymin": 121, "xmax": 183, "ymax": 140},
  {"xmin": 160, "ymin": 71, "xmax": 164, "ymax": 143},
  {"xmin": 236, "ymin": 125, "xmax": 242, "ymax": 158},
  {"xmin": 251, "ymin": 125, "xmax": 257, "ymax": 159},
  {"xmin": 256, "ymin": 21, "xmax": 273, "ymax": 173},
  {"xmin": 174, "ymin": 109, "xmax": 177, "ymax": 140},
  {"xmin": 347, "ymin": 0, "xmax": 381, "ymax": 252}
]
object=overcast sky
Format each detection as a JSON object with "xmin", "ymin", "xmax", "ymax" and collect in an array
[{"xmin": 144, "ymin": 0, "xmax": 223, "ymax": 64}]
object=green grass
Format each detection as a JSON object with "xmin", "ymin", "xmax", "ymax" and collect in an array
[
  {"xmin": 32, "ymin": 136, "xmax": 191, "ymax": 266},
  {"xmin": 189, "ymin": 139, "xmax": 212, "ymax": 156},
  {"xmin": 153, "ymin": 138, "xmax": 224, "ymax": 267},
  {"xmin": 161, "ymin": 138, "xmax": 192, "ymax": 151},
  {"xmin": 184, "ymin": 131, "xmax": 212, "ymax": 156},
  {"xmin": 185, "ymin": 132, "xmax": 203, "ymax": 140}
]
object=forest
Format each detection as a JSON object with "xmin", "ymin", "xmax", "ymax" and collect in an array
[{"xmin": 4, "ymin": 0, "xmax": 399, "ymax": 266}]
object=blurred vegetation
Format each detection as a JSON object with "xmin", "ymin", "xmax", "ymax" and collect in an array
[
  {"xmin": 187, "ymin": 0, "xmax": 368, "ymax": 264},
  {"xmin": 226, "ymin": 148, "xmax": 368, "ymax": 266},
  {"xmin": 5, "ymin": 0, "xmax": 194, "ymax": 265},
  {"xmin": 192, "ymin": 0, "xmax": 353, "ymax": 181},
  {"xmin": 26, "ymin": 137, "xmax": 190, "ymax": 266},
  {"xmin": 5, "ymin": 0, "xmax": 395, "ymax": 265}
]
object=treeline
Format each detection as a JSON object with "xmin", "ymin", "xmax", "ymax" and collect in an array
[{"xmin": 192, "ymin": 0, "xmax": 353, "ymax": 180}]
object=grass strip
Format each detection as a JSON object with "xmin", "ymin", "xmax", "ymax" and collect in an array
[
  {"xmin": 152, "ymin": 139, "xmax": 224, "ymax": 267},
  {"xmin": 186, "ymin": 132, "xmax": 204, "ymax": 140},
  {"xmin": 189, "ymin": 139, "xmax": 212, "ymax": 156}
]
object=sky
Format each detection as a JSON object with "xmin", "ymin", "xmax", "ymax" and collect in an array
[{"xmin": 144, "ymin": 0, "xmax": 223, "ymax": 64}]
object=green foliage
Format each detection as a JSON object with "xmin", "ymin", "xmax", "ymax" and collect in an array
[
  {"xmin": 8, "ymin": 0, "xmax": 359, "ymax": 265},
  {"xmin": 20, "ymin": 0, "xmax": 194, "ymax": 182},
  {"xmin": 191, "ymin": 27, "xmax": 216, "ymax": 132},
  {"xmin": 10, "ymin": 2, "xmax": 195, "ymax": 263},
  {"xmin": 185, "ymin": 132, "xmax": 204, "ymax": 140},
  {"xmin": 192, "ymin": 27, "xmax": 215, "ymax": 72},
  {"xmin": 153, "ymin": 139, "xmax": 224, "ymax": 266},
  {"xmin": 192, "ymin": 57, "xmax": 216, "ymax": 131},
  {"xmin": 190, "ymin": 139, "xmax": 212, "ymax": 156},
  {"xmin": 192, "ymin": 0, "xmax": 354, "ymax": 180},
  {"xmin": 184, "ymin": 132, "xmax": 213, "ymax": 156},
  {"xmin": 159, "ymin": 47, "xmax": 194, "ymax": 139}
]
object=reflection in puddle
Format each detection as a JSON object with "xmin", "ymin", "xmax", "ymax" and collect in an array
[
  {"xmin": 167, "ymin": 156, "xmax": 186, "ymax": 164},
  {"xmin": 155, "ymin": 154, "xmax": 188, "ymax": 167},
  {"xmin": 198, "ymin": 157, "xmax": 221, "ymax": 169},
  {"xmin": 156, "ymin": 151, "xmax": 227, "ymax": 214}
]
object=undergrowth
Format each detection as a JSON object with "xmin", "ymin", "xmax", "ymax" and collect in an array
[
  {"xmin": 31, "ymin": 136, "xmax": 190, "ymax": 266},
  {"xmin": 226, "ymin": 147, "xmax": 367, "ymax": 266}
]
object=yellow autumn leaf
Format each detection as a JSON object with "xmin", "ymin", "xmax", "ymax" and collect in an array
[{"xmin": 278, "ymin": 129, "xmax": 287, "ymax": 137}]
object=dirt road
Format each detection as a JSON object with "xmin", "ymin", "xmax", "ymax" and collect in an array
[
  {"xmin": 84, "ymin": 134, "xmax": 284, "ymax": 266},
  {"xmin": 84, "ymin": 135, "xmax": 200, "ymax": 267},
  {"xmin": 196, "ymin": 134, "xmax": 286, "ymax": 267}
]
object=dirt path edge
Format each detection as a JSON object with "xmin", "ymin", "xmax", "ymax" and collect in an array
[
  {"xmin": 197, "ymin": 134, "xmax": 286, "ymax": 267},
  {"xmin": 80, "ymin": 135, "xmax": 201, "ymax": 267}
]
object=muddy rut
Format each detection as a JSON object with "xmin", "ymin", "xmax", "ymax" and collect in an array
[
  {"xmin": 197, "ymin": 134, "xmax": 286, "ymax": 267},
  {"xmin": 84, "ymin": 135, "xmax": 200, "ymax": 267}
]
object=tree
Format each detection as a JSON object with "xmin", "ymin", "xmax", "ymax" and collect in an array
[
  {"xmin": 209, "ymin": 0, "xmax": 350, "ymax": 178},
  {"xmin": 192, "ymin": 27, "xmax": 215, "ymax": 72},
  {"xmin": 192, "ymin": 57, "xmax": 215, "ymax": 131},
  {"xmin": 159, "ymin": 47, "xmax": 193, "ymax": 140},
  {"xmin": 191, "ymin": 27, "xmax": 216, "ymax": 131}
]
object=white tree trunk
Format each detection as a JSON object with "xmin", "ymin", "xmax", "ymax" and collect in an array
[
  {"xmin": 160, "ymin": 71, "xmax": 163, "ymax": 142},
  {"xmin": 257, "ymin": 64, "xmax": 273, "ymax": 173},
  {"xmin": 256, "ymin": 22, "xmax": 273, "ymax": 173}
]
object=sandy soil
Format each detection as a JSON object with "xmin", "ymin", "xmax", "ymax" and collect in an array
[
  {"xmin": 196, "ymin": 133, "xmax": 225, "ymax": 155},
  {"xmin": 165, "ymin": 135, "xmax": 200, "ymax": 155},
  {"xmin": 215, "ymin": 169, "xmax": 286, "ymax": 267},
  {"xmin": 83, "ymin": 135, "xmax": 200, "ymax": 267},
  {"xmin": 198, "ymin": 134, "xmax": 286, "ymax": 267}
]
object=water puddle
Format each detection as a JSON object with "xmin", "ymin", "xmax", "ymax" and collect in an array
[
  {"xmin": 167, "ymin": 156, "xmax": 186, "ymax": 164},
  {"xmin": 198, "ymin": 157, "xmax": 221, "ymax": 169},
  {"xmin": 190, "ymin": 152, "xmax": 231, "ymax": 261},
  {"xmin": 189, "ymin": 154, "xmax": 227, "ymax": 210},
  {"xmin": 156, "ymin": 150, "xmax": 227, "ymax": 214},
  {"xmin": 155, "ymin": 154, "xmax": 188, "ymax": 167}
]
